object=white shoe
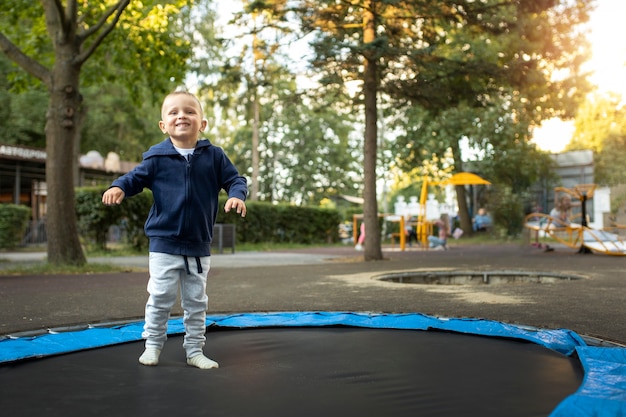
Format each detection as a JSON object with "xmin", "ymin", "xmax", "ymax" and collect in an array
[{"xmin": 355, "ymin": 244, "xmax": 363, "ymax": 251}]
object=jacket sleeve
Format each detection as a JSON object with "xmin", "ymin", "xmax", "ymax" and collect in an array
[
  {"xmin": 217, "ymin": 151, "xmax": 248, "ymax": 201},
  {"xmin": 111, "ymin": 159, "xmax": 153, "ymax": 198}
]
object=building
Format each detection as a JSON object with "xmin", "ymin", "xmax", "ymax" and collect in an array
[{"xmin": 0, "ymin": 143, "xmax": 137, "ymax": 243}]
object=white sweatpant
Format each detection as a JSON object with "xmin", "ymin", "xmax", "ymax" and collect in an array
[{"xmin": 143, "ymin": 252, "xmax": 211, "ymax": 358}]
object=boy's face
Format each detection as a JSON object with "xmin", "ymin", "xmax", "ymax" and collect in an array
[{"xmin": 159, "ymin": 94, "xmax": 207, "ymax": 141}]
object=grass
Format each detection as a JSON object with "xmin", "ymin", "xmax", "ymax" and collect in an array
[
  {"xmin": 0, "ymin": 262, "xmax": 143, "ymax": 276},
  {"xmin": 0, "ymin": 244, "xmax": 145, "ymax": 276}
]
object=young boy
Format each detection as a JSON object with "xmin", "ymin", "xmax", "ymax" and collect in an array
[{"xmin": 102, "ymin": 91, "xmax": 247, "ymax": 369}]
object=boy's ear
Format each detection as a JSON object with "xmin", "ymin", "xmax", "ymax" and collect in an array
[
  {"xmin": 159, "ymin": 120, "xmax": 167, "ymax": 134},
  {"xmin": 200, "ymin": 119, "xmax": 208, "ymax": 132}
]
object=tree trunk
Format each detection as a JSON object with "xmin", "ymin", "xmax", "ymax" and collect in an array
[
  {"xmin": 250, "ymin": 88, "xmax": 260, "ymax": 201},
  {"xmin": 451, "ymin": 141, "xmax": 472, "ymax": 235},
  {"xmin": 45, "ymin": 55, "xmax": 86, "ymax": 265},
  {"xmin": 455, "ymin": 185, "xmax": 472, "ymax": 234},
  {"xmin": 362, "ymin": 1, "xmax": 383, "ymax": 261}
]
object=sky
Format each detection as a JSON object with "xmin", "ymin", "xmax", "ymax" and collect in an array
[{"xmin": 532, "ymin": 0, "xmax": 626, "ymax": 153}]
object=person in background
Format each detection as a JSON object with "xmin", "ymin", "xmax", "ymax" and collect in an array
[
  {"xmin": 404, "ymin": 216, "xmax": 418, "ymax": 247},
  {"xmin": 428, "ymin": 213, "xmax": 450, "ymax": 250},
  {"xmin": 355, "ymin": 222, "xmax": 365, "ymax": 250},
  {"xmin": 550, "ymin": 194, "xmax": 572, "ymax": 226},
  {"xmin": 472, "ymin": 208, "xmax": 492, "ymax": 232},
  {"xmin": 404, "ymin": 224, "xmax": 419, "ymax": 246}
]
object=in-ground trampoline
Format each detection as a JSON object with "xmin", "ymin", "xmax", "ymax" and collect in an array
[{"xmin": 1, "ymin": 312, "xmax": 625, "ymax": 417}]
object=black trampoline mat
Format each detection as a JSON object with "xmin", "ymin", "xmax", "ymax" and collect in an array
[{"xmin": 0, "ymin": 327, "xmax": 583, "ymax": 417}]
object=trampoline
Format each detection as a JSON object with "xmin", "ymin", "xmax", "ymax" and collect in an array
[{"xmin": 1, "ymin": 312, "xmax": 625, "ymax": 417}]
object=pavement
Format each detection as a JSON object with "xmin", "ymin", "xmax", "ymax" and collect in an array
[{"xmin": 1, "ymin": 243, "xmax": 625, "ymax": 345}]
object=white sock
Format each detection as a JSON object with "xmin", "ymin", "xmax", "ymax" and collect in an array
[
  {"xmin": 187, "ymin": 354, "xmax": 219, "ymax": 369},
  {"xmin": 139, "ymin": 348, "xmax": 161, "ymax": 366}
]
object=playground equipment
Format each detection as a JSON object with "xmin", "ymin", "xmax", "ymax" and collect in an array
[
  {"xmin": 352, "ymin": 213, "xmax": 415, "ymax": 250},
  {"xmin": 524, "ymin": 184, "xmax": 626, "ymax": 255},
  {"xmin": 352, "ymin": 172, "xmax": 490, "ymax": 251},
  {"xmin": 417, "ymin": 172, "xmax": 491, "ymax": 247}
]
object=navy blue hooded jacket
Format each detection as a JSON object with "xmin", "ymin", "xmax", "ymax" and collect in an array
[{"xmin": 111, "ymin": 138, "xmax": 247, "ymax": 257}]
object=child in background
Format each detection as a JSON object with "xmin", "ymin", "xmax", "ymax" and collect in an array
[{"xmin": 429, "ymin": 213, "xmax": 450, "ymax": 250}]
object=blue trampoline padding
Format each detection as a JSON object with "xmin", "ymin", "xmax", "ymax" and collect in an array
[
  {"xmin": 549, "ymin": 346, "xmax": 626, "ymax": 417},
  {"xmin": 0, "ymin": 311, "xmax": 625, "ymax": 417},
  {"xmin": 206, "ymin": 312, "xmax": 587, "ymax": 355},
  {"xmin": 0, "ymin": 311, "xmax": 587, "ymax": 362}
]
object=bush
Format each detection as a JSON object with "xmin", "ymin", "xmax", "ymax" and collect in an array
[
  {"xmin": 75, "ymin": 187, "xmax": 152, "ymax": 251},
  {"xmin": 120, "ymin": 191, "xmax": 152, "ymax": 251},
  {"xmin": 215, "ymin": 197, "xmax": 340, "ymax": 245},
  {"xmin": 489, "ymin": 186, "xmax": 526, "ymax": 238},
  {"xmin": 75, "ymin": 188, "xmax": 341, "ymax": 250},
  {"xmin": 0, "ymin": 204, "xmax": 31, "ymax": 249}
]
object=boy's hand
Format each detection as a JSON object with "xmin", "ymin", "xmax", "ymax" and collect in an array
[
  {"xmin": 102, "ymin": 187, "xmax": 126, "ymax": 205},
  {"xmin": 225, "ymin": 198, "xmax": 246, "ymax": 217}
]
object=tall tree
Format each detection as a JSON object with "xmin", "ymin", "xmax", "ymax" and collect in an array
[
  {"xmin": 218, "ymin": 0, "xmax": 294, "ymax": 201},
  {"xmin": 360, "ymin": 0, "xmax": 382, "ymax": 260},
  {"xmin": 296, "ymin": 0, "xmax": 387, "ymax": 259},
  {"xmin": 0, "ymin": 1, "xmax": 192, "ymax": 265},
  {"xmin": 296, "ymin": 0, "xmax": 593, "ymax": 250}
]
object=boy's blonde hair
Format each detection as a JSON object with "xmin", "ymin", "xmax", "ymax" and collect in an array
[{"xmin": 161, "ymin": 90, "xmax": 204, "ymax": 116}]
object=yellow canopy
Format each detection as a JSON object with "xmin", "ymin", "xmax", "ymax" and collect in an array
[
  {"xmin": 416, "ymin": 172, "xmax": 491, "ymax": 247},
  {"xmin": 419, "ymin": 172, "xmax": 490, "ymax": 205},
  {"xmin": 439, "ymin": 172, "xmax": 491, "ymax": 186}
]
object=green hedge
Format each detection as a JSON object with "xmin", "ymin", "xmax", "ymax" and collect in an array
[
  {"xmin": 75, "ymin": 187, "xmax": 341, "ymax": 250},
  {"xmin": 0, "ymin": 204, "xmax": 31, "ymax": 249},
  {"xmin": 215, "ymin": 197, "xmax": 340, "ymax": 244},
  {"xmin": 75, "ymin": 187, "xmax": 152, "ymax": 251}
]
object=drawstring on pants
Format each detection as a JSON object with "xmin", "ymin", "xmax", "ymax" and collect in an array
[{"xmin": 183, "ymin": 255, "xmax": 203, "ymax": 274}]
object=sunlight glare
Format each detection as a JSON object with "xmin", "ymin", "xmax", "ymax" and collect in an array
[{"xmin": 533, "ymin": 0, "xmax": 626, "ymax": 153}]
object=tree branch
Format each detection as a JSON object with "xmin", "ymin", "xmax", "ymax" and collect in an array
[
  {"xmin": 0, "ymin": 32, "xmax": 52, "ymax": 87},
  {"xmin": 79, "ymin": 0, "xmax": 127, "ymax": 39},
  {"xmin": 40, "ymin": 0, "xmax": 67, "ymax": 43},
  {"xmin": 52, "ymin": 0, "xmax": 68, "ymax": 31},
  {"xmin": 74, "ymin": 0, "xmax": 130, "ymax": 65},
  {"xmin": 65, "ymin": 0, "xmax": 76, "ymax": 33}
]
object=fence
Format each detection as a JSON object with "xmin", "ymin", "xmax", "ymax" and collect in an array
[
  {"xmin": 22, "ymin": 220, "xmax": 47, "ymax": 245},
  {"xmin": 211, "ymin": 224, "xmax": 236, "ymax": 254}
]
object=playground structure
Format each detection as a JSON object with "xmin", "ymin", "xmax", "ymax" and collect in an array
[
  {"xmin": 416, "ymin": 172, "xmax": 491, "ymax": 248},
  {"xmin": 352, "ymin": 213, "xmax": 422, "ymax": 250},
  {"xmin": 352, "ymin": 172, "xmax": 491, "ymax": 250},
  {"xmin": 524, "ymin": 184, "xmax": 626, "ymax": 255}
]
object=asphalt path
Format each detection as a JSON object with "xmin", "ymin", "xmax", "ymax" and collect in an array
[{"xmin": 1, "ymin": 243, "xmax": 624, "ymax": 345}]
